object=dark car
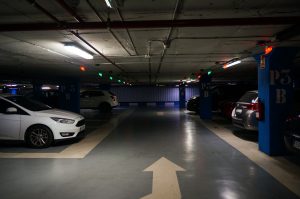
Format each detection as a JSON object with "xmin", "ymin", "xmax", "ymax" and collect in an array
[
  {"xmin": 284, "ymin": 89, "xmax": 300, "ymax": 154},
  {"xmin": 187, "ymin": 84, "xmax": 257, "ymax": 114},
  {"xmin": 187, "ymin": 96, "xmax": 200, "ymax": 112},
  {"xmin": 232, "ymin": 90, "xmax": 258, "ymax": 131}
]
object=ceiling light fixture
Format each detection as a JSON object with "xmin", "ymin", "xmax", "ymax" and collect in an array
[
  {"xmin": 223, "ymin": 59, "xmax": 241, "ymax": 69},
  {"xmin": 64, "ymin": 44, "xmax": 93, "ymax": 59},
  {"xmin": 105, "ymin": 0, "xmax": 113, "ymax": 8}
]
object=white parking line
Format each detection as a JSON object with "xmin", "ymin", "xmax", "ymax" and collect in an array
[
  {"xmin": 199, "ymin": 119, "xmax": 300, "ymax": 197},
  {"xmin": 0, "ymin": 109, "xmax": 134, "ymax": 159}
]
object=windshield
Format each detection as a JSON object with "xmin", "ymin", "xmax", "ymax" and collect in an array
[
  {"xmin": 238, "ymin": 91, "xmax": 258, "ymax": 103},
  {"xmin": 6, "ymin": 96, "xmax": 52, "ymax": 111}
]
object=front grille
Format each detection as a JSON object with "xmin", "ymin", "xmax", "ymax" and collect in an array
[{"xmin": 76, "ymin": 119, "xmax": 85, "ymax": 127}]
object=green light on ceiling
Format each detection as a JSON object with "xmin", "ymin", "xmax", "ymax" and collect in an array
[
  {"xmin": 98, "ymin": 72, "xmax": 103, "ymax": 77},
  {"xmin": 109, "ymin": 76, "xmax": 113, "ymax": 80},
  {"xmin": 207, "ymin": 71, "xmax": 212, "ymax": 75},
  {"xmin": 118, "ymin": 79, "xmax": 121, "ymax": 83}
]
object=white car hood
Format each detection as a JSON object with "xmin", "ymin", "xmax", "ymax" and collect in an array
[{"xmin": 34, "ymin": 109, "xmax": 83, "ymax": 120}]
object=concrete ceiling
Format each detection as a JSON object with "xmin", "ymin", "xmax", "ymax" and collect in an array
[{"xmin": 0, "ymin": 0, "xmax": 299, "ymax": 84}]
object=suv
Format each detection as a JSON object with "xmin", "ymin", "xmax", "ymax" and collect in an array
[
  {"xmin": 80, "ymin": 90, "xmax": 118, "ymax": 112},
  {"xmin": 231, "ymin": 90, "xmax": 258, "ymax": 131}
]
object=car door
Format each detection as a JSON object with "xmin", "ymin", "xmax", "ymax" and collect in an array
[{"xmin": 0, "ymin": 99, "xmax": 21, "ymax": 140}]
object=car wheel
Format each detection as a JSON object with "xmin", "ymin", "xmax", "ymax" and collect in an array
[
  {"xmin": 99, "ymin": 103, "xmax": 112, "ymax": 113},
  {"xmin": 25, "ymin": 125, "xmax": 54, "ymax": 148}
]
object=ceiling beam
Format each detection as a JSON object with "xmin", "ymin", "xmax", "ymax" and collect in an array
[{"xmin": 0, "ymin": 16, "xmax": 299, "ymax": 31}]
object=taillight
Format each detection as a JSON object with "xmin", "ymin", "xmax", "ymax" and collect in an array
[
  {"xmin": 256, "ymin": 99, "xmax": 264, "ymax": 121},
  {"xmin": 246, "ymin": 103, "xmax": 258, "ymax": 111},
  {"xmin": 111, "ymin": 95, "xmax": 116, "ymax": 101}
]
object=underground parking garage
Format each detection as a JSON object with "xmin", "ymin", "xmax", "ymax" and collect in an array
[{"xmin": 0, "ymin": 0, "xmax": 300, "ymax": 198}]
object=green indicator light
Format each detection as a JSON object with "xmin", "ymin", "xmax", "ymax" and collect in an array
[
  {"xmin": 118, "ymin": 79, "xmax": 121, "ymax": 83},
  {"xmin": 207, "ymin": 71, "xmax": 212, "ymax": 75},
  {"xmin": 109, "ymin": 76, "xmax": 113, "ymax": 80},
  {"xmin": 98, "ymin": 72, "xmax": 103, "ymax": 77}
]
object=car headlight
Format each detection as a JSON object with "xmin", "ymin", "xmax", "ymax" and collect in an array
[{"xmin": 51, "ymin": 117, "xmax": 75, "ymax": 124}]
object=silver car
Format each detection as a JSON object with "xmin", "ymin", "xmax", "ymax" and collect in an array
[{"xmin": 231, "ymin": 90, "xmax": 258, "ymax": 131}]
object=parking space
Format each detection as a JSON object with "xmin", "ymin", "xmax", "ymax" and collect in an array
[{"xmin": 0, "ymin": 108, "xmax": 132, "ymax": 158}]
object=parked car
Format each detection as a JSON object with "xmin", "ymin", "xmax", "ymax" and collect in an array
[
  {"xmin": 0, "ymin": 94, "xmax": 85, "ymax": 148},
  {"xmin": 187, "ymin": 84, "xmax": 257, "ymax": 113},
  {"xmin": 231, "ymin": 90, "xmax": 258, "ymax": 131},
  {"xmin": 80, "ymin": 90, "xmax": 118, "ymax": 112},
  {"xmin": 187, "ymin": 96, "xmax": 200, "ymax": 112},
  {"xmin": 284, "ymin": 89, "xmax": 300, "ymax": 154}
]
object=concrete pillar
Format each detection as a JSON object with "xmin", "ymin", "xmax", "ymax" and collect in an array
[
  {"xmin": 198, "ymin": 74, "xmax": 212, "ymax": 119},
  {"xmin": 255, "ymin": 47, "xmax": 299, "ymax": 155}
]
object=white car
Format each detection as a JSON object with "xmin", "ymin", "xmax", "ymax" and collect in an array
[
  {"xmin": 80, "ymin": 90, "xmax": 118, "ymax": 112},
  {"xmin": 0, "ymin": 94, "xmax": 85, "ymax": 148}
]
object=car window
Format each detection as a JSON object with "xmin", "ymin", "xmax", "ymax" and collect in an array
[
  {"xmin": 238, "ymin": 92, "xmax": 258, "ymax": 103},
  {"xmin": 6, "ymin": 96, "xmax": 52, "ymax": 111},
  {"xmin": 0, "ymin": 99, "xmax": 16, "ymax": 114},
  {"xmin": 93, "ymin": 91, "xmax": 104, "ymax": 97},
  {"xmin": 81, "ymin": 91, "xmax": 104, "ymax": 98}
]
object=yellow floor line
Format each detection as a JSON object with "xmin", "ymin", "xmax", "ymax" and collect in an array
[
  {"xmin": 199, "ymin": 119, "xmax": 300, "ymax": 197},
  {"xmin": 0, "ymin": 109, "xmax": 134, "ymax": 159}
]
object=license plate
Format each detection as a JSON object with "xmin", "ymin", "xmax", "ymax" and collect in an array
[
  {"xmin": 293, "ymin": 140, "xmax": 300, "ymax": 150},
  {"xmin": 235, "ymin": 109, "xmax": 242, "ymax": 114},
  {"xmin": 80, "ymin": 125, "xmax": 86, "ymax": 131}
]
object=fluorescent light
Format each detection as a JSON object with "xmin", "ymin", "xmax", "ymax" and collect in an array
[
  {"xmin": 105, "ymin": 0, "xmax": 113, "ymax": 8},
  {"xmin": 42, "ymin": 86, "xmax": 51, "ymax": 90},
  {"xmin": 223, "ymin": 60, "xmax": 241, "ymax": 69},
  {"xmin": 64, "ymin": 45, "xmax": 93, "ymax": 59}
]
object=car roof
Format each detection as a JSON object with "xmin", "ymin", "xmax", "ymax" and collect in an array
[
  {"xmin": 80, "ymin": 89, "xmax": 107, "ymax": 92},
  {"xmin": 0, "ymin": 93, "xmax": 19, "ymax": 98}
]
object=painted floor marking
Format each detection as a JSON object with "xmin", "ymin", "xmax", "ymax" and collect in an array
[
  {"xmin": 199, "ymin": 118, "xmax": 300, "ymax": 197},
  {"xmin": 0, "ymin": 109, "xmax": 134, "ymax": 159},
  {"xmin": 141, "ymin": 157, "xmax": 185, "ymax": 199}
]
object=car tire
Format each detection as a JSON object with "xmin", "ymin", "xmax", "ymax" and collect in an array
[
  {"xmin": 25, "ymin": 125, "xmax": 54, "ymax": 148},
  {"xmin": 99, "ymin": 103, "xmax": 112, "ymax": 113}
]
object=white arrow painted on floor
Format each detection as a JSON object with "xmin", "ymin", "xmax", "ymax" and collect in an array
[{"xmin": 141, "ymin": 157, "xmax": 185, "ymax": 199}]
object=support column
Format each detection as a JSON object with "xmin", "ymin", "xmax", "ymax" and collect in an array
[
  {"xmin": 198, "ymin": 74, "xmax": 212, "ymax": 119},
  {"xmin": 255, "ymin": 47, "xmax": 299, "ymax": 155},
  {"xmin": 32, "ymin": 80, "xmax": 43, "ymax": 101},
  {"xmin": 58, "ymin": 79, "xmax": 80, "ymax": 113},
  {"xmin": 179, "ymin": 84, "xmax": 186, "ymax": 108}
]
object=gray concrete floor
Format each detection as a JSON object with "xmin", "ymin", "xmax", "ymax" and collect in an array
[{"xmin": 0, "ymin": 108, "xmax": 299, "ymax": 199}]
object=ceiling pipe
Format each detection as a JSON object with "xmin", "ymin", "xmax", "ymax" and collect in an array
[
  {"xmin": 115, "ymin": 7, "xmax": 138, "ymax": 55},
  {"xmin": 54, "ymin": 0, "xmax": 84, "ymax": 23},
  {"xmin": 1, "ymin": 16, "xmax": 299, "ymax": 31},
  {"xmin": 155, "ymin": 0, "xmax": 182, "ymax": 83},
  {"xmin": 86, "ymin": 0, "xmax": 133, "ymax": 56},
  {"xmin": 26, "ymin": 0, "xmax": 125, "ymax": 73},
  {"xmin": 70, "ymin": 31, "xmax": 125, "ymax": 72},
  {"xmin": 170, "ymin": 35, "xmax": 274, "ymax": 41}
]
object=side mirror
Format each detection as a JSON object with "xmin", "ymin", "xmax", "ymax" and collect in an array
[{"xmin": 6, "ymin": 107, "xmax": 18, "ymax": 114}]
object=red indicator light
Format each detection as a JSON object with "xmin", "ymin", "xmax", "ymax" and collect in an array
[
  {"xmin": 80, "ymin": 65, "xmax": 86, "ymax": 72},
  {"xmin": 265, "ymin": 46, "xmax": 273, "ymax": 55}
]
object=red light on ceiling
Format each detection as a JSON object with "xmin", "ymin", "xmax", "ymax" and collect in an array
[
  {"xmin": 197, "ymin": 75, "xmax": 201, "ymax": 79},
  {"xmin": 265, "ymin": 46, "xmax": 273, "ymax": 55},
  {"xmin": 80, "ymin": 65, "xmax": 86, "ymax": 72}
]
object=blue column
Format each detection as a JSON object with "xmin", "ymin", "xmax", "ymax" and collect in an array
[
  {"xmin": 32, "ymin": 80, "xmax": 43, "ymax": 101},
  {"xmin": 198, "ymin": 74, "xmax": 212, "ymax": 119},
  {"xmin": 179, "ymin": 84, "xmax": 186, "ymax": 108},
  {"xmin": 255, "ymin": 47, "xmax": 299, "ymax": 155},
  {"xmin": 58, "ymin": 79, "xmax": 80, "ymax": 113}
]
